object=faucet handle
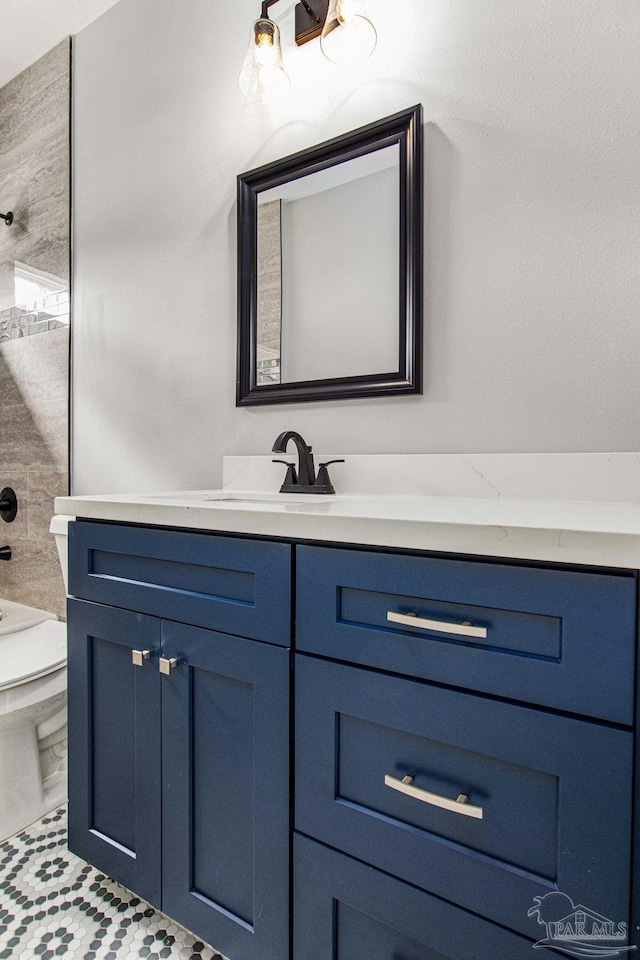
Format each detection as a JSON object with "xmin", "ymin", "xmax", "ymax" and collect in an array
[
  {"xmin": 272, "ymin": 460, "xmax": 298, "ymax": 488},
  {"xmin": 314, "ymin": 460, "xmax": 344, "ymax": 495}
]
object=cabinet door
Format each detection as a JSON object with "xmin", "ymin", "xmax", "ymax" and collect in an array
[
  {"xmin": 67, "ymin": 599, "xmax": 162, "ymax": 906},
  {"xmin": 161, "ymin": 621, "xmax": 290, "ymax": 960}
]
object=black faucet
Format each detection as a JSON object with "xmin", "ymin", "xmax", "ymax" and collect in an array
[{"xmin": 272, "ymin": 431, "xmax": 343, "ymax": 495}]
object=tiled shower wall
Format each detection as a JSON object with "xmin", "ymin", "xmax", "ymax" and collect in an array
[{"xmin": 0, "ymin": 41, "xmax": 70, "ymax": 620}]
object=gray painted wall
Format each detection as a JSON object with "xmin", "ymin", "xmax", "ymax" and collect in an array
[{"xmin": 72, "ymin": 0, "xmax": 640, "ymax": 495}]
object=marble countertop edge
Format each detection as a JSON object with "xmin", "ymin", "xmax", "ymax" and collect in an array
[{"xmin": 54, "ymin": 491, "xmax": 640, "ymax": 570}]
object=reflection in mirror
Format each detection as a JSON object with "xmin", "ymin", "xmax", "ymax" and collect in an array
[{"xmin": 256, "ymin": 146, "xmax": 399, "ymax": 386}]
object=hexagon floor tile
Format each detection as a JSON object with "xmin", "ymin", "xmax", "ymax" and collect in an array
[{"xmin": 0, "ymin": 807, "xmax": 227, "ymax": 960}]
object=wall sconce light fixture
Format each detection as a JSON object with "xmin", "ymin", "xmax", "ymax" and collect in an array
[
  {"xmin": 240, "ymin": 0, "xmax": 377, "ymax": 103},
  {"xmin": 0, "ymin": 212, "xmax": 14, "ymax": 226},
  {"xmin": 321, "ymin": 0, "xmax": 377, "ymax": 65},
  {"xmin": 239, "ymin": 1, "xmax": 290, "ymax": 104}
]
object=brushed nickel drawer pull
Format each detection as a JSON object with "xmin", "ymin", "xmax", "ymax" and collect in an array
[
  {"xmin": 387, "ymin": 611, "xmax": 488, "ymax": 640},
  {"xmin": 132, "ymin": 649, "xmax": 150, "ymax": 667},
  {"xmin": 385, "ymin": 774, "xmax": 484, "ymax": 819},
  {"xmin": 159, "ymin": 657, "xmax": 178, "ymax": 675}
]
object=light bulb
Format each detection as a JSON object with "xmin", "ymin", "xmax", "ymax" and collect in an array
[
  {"xmin": 320, "ymin": 0, "xmax": 377, "ymax": 66},
  {"xmin": 239, "ymin": 18, "xmax": 290, "ymax": 104}
]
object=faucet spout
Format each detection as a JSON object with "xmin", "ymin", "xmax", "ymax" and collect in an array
[{"xmin": 272, "ymin": 431, "xmax": 316, "ymax": 486}]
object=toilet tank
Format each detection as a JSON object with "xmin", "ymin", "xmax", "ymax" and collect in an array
[{"xmin": 50, "ymin": 515, "xmax": 74, "ymax": 593}]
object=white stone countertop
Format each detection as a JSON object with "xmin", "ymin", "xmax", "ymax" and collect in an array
[{"xmin": 56, "ymin": 460, "xmax": 640, "ymax": 570}]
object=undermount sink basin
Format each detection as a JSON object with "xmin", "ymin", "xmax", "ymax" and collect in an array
[{"xmin": 137, "ymin": 491, "xmax": 330, "ymax": 505}]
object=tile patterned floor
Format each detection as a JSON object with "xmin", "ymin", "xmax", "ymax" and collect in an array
[{"xmin": 0, "ymin": 808, "xmax": 225, "ymax": 960}]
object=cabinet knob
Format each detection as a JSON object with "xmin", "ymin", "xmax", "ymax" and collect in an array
[
  {"xmin": 159, "ymin": 657, "xmax": 178, "ymax": 675},
  {"xmin": 132, "ymin": 649, "xmax": 150, "ymax": 667}
]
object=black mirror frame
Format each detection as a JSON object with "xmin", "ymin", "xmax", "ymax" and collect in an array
[{"xmin": 236, "ymin": 104, "xmax": 423, "ymax": 406}]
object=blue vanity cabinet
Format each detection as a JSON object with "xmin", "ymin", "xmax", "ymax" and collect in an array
[
  {"xmin": 66, "ymin": 521, "xmax": 292, "ymax": 960},
  {"xmin": 67, "ymin": 518, "xmax": 640, "ymax": 960}
]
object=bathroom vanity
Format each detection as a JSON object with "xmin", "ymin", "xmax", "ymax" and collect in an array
[
  {"xmin": 65, "ymin": 523, "xmax": 290, "ymax": 960},
  {"xmin": 56, "ymin": 453, "xmax": 640, "ymax": 960}
]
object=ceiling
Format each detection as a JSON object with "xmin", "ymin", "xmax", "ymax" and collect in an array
[{"xmin": 0, "ymin": 0, "xmax": 123, "ymax": 89}]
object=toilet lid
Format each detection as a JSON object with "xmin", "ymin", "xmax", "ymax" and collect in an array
[{"xmin": 0, "ymin": 620, "xmax": 67, "ymax": 690}]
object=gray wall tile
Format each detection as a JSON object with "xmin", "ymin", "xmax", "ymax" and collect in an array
[
  {"xmin": 29, "ymin": 41, "xmax": 71, "ymax": 96},
  {"xmin": 0, "ymin": 41, "xmax": 70, "ymax": 286},
  {"xmin": 28, "ymin": 142, "xmax": 70, "ymax": 252},
  {"xmin": 2, "ymin": 398, "xmax": 68, "ymax": 472},
  {"xmin": 0, "ymin": 537, "xmax": 66, "ymax": 620},
  {"xmin": 0, "ymin": 327, "xmax": 69, "ymax": 406},
  {"xmin": 28, "ymin": 469, "xmax": 68, "ymax": 541},
  {"xmin": 0, "ymin": 44, "xmax": 70, "ymax": 617},
  {"xmin": 0, "ymin": 70, "xmax": 69, "ymax": 183},
  {"xmin": 0, "ymin": 163, "xmax": 29, "ymax": 248},
  {"xmin": 0, "ymin": 71, "xmax": 30, "ymax": 157}
]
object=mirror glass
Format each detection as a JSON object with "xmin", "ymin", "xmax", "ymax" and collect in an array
[{"xmin": 255, "ymin": 145, "xmax": 399, "ymax": 386}]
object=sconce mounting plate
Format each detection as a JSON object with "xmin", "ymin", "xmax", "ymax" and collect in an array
[{"xmin": 295, "ymin": 0, "xmax": 329, "ymax": 45}]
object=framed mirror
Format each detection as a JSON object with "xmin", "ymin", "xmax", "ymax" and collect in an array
[{"xmin": 237, "ymin": 104, "xmax": 423, "ymax": 406}]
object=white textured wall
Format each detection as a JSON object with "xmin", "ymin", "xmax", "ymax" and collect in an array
[{"xmin": 72, "ymin": 0, "xmax": 640, "ymax": 494}]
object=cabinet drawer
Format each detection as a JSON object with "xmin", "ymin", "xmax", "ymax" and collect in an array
[
  {"xmin": 294, "ymin": 834, "xmax": 537, "ymax": 960},
  {"xmin": 295, "ymin": 656, "xmax": 632, "ymax": 940},
  {"xmin": 296, "ymin": 545, "xmax": 636, "ymax": 723},
  {"xmin": 68, "ymin": 521, "xmax": 291, "ymax": 645}
]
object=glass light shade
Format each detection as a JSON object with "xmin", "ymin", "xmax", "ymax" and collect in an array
[
  {"xmin": 320, "ymin": 0, "xmax": 377, "ymax": 66},
  {"xmin": 239, "ymin": 18, "xmax": 290, "ymax": 104}
]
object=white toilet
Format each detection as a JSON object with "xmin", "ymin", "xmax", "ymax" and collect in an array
[
  {"xmin": 51, "ymin": 514, "xmax": 72, "ymax": 593},
  {"xmin": 0, "ymin": 515, "xmax": 73, "ymax": 841},
  {"xmin": 0, "ymin": 601, "xmax": 67, "ymax": 841}
]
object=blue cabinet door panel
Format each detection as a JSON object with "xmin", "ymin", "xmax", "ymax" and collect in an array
[
  {"xmin": 161, "ymin": 621, "xmax": 290, "ymax": 960},
  {"xmin": 295, "ymin": 656, "xmax": 633, "ymax": 941},
  {"xmin": 68, "ymin": 521, "xmax": 292, "ymax": 645},
  {"xmin": 296, "ymin": 545, "xmax": 637, "ymax": 723},
  {"xmin": 294, "ymin": 834, "xmax": 537, "ymax": 960},
  {"xmin": 67, "ymin": 599, "xmax": 162, "ymax": 907}
]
